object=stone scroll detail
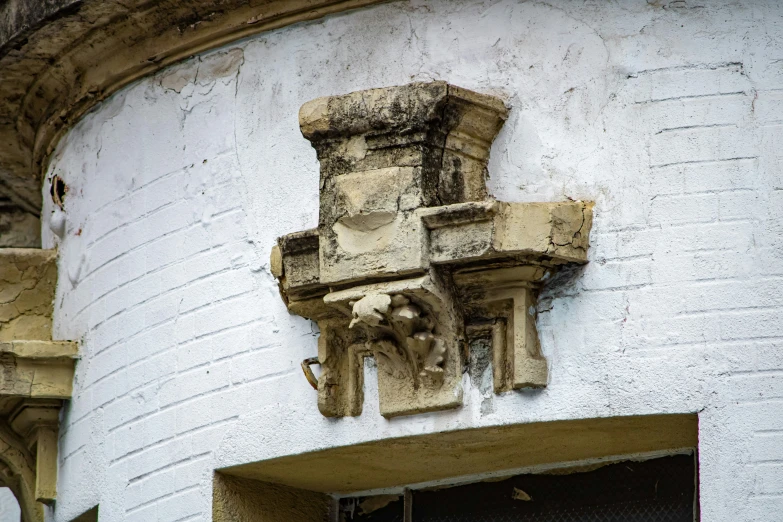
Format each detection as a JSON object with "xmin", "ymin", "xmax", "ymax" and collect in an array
[
  {"xmin": 272, "ymin": 82, "xmax": 593, "ymax": 418},
  {"xmin": 349, "ymin": 293, "xmax": 446, "ymax": 383}
]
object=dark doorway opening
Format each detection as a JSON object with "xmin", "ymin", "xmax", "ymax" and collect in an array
[{"xmin": 342, "ymin": 454, "xmax": 697, "ymax": 522}]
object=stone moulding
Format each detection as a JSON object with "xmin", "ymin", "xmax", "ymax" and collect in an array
[
  {"xmin": 272, "ymin": 82, "xmax": 592, "ymax": 418},
  {"xmin": 0, "ymin": 248, "xmax": 77, "ymax": 522},
  {"xmin": 0, "ymin": 0, "xmax": 390, "ymax": 223},
  {"xmin": 0, "ymin": 341, "xmax": 76, "ymax": 399}
]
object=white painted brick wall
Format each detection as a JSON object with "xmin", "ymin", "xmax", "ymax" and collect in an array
[
  {"xmin": 0, "ymin": 488, "xmax": 20, "ymax": 522},
  {"xmin": 39, "ymin": 0, "xmax": 783, "ymax": 520}
]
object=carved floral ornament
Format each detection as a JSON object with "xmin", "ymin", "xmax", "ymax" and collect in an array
[{"xmin": 271, "ymin": 82, "xmax": 593, "ymax": 418}]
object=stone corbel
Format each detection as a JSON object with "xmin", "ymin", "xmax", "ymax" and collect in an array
[
  {"xmin": 10, "ymin": 401, "xmax": 62, "ymax": 504},
  {"xmin": 0, "ymin": 249, "xmax": 77, "ymax": 521},
  {"xmin": 273, "ymin": 82, "xmax": 592, "ymax": 418},
  {"xmin": 0, "ymin": 341, "xmax": 76, "ymax": 521},
  {"xmin": 459, "ymin": 268, "xmax": 548, "ymax": 392},
  {"xmin": 287, "ymin": 273, "xmax": 463, "ymax": 418}
]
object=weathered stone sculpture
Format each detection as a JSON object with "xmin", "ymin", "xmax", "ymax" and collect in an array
[{"xmin": 272, "ymin": 82, "xmax": 592, "ymax": 418}]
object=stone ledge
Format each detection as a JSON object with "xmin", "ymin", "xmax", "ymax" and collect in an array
[
  {"xmin": 0, "ymin": 339, "xmax": 77, "ymax": 360},
  {"xmin": 0, "ymin": 340, "xmax": 76, "ymax": 399},
  {"xmin": 0, "ymin": 340, "xmax": 76, "ymax": 400},
  {"xmin": 299, "ymin": 81, "xmax": 508, "ymax": 145}
]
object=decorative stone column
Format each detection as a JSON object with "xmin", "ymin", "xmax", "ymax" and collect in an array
[{"xmin": 272, "ymin": 82, "xmax": 592, "ymax": 418}]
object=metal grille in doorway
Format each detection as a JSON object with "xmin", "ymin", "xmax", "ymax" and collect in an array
[{"xmin": 341, "ymin": 454, "xmax": 696, "ymax": 522}]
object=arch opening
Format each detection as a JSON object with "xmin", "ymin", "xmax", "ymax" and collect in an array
[{"xmin": 0, "ymin": 487, "xmax": 21, "ymax": 522}]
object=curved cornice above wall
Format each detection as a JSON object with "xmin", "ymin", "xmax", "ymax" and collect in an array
[{"xmin": 0, "ymin": 0, "xmax": 389, "ymax": 214}]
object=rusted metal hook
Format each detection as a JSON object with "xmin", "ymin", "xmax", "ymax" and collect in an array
[{"xmin": 301, "ymin": 357, "xmax": 320, "ymax": 390}]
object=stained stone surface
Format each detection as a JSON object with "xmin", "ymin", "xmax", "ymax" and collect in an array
[
  {"xmin": 0, "ymin": 248, "xmax": 76, "ymax": 522},
  {"xmin": 275, "ymin": 82, "xmax": 592, "ymax": 418},
  {"xmin": 0, "ymin": 249, "xmax": 57, "ymax": 342}
]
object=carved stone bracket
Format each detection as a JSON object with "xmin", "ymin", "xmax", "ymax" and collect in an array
[
  {"xmin": 322, "ymin": 274, "xmax": 463, "ymax": 418},
  {"xmin": 0, "ymin": 249, "xmax": 77, "ymax": 521},
  {"xmin": 272, "ymin": 82, "xmax": 592, "ymax": 418}
]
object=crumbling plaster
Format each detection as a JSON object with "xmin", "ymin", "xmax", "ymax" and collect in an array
[{"xmin": 38, "ymin": 0, "xmax": 783, "ymax": 520}]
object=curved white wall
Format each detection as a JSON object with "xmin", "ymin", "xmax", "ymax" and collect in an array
[
  {"xmin": 0, "ymin": 488, "xmax": 20, "ymax": 522},
  {"xmin": 42, "ymin": 0, "xmax": 783, "ymax": 520}
]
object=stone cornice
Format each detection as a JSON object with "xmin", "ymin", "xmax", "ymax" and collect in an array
[{"xmin": 0, "ymin": 0, "xmax": 390, "ymax": 214}]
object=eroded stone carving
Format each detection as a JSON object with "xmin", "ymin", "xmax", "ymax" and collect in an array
[
  {"xmin": 348, "ymin": 293, "xmax": 443, "ymax": 381},
  {"xmin": 273, "ymin": 82, "xmax": 592, "ymax": 417}
]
